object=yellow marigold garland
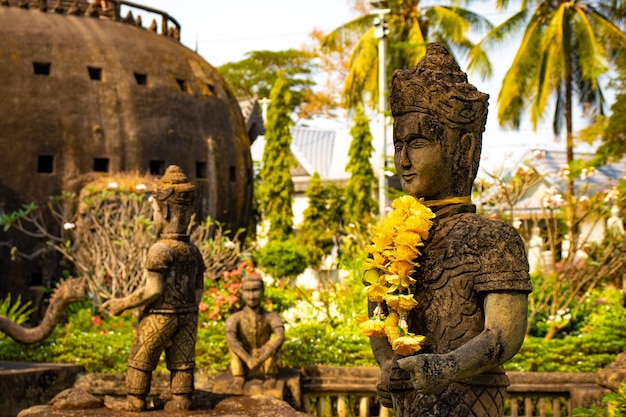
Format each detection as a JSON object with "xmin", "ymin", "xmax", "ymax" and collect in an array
[{"xmin": 359, "ymin": 195, "xmax": 435, "ymax": 355}]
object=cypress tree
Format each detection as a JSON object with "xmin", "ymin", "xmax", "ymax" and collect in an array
[
  {"xmin": 342, "ymin": 105, "xmax": 378, "ymax": 258},
  {"xmin": 258, "ymin": 73, "xmax": 296, "ymax": 242}
]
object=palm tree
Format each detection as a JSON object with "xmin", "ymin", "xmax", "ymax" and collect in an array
[
  {"xmin": 322, "ymin": 0, "xmax": 493, "ymax": 110},
  {"xmin": 472, "ymin": 0, "xmax": 626, "ymax": 196}
]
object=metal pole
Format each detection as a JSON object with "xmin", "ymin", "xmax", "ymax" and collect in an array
[
  {"xmin": 378, "ymin": 30, "xmax": 387, "ymax": 216},
  {"xmin": 372, "ymin": 7, "xmax": 389, "ymax": 216}
]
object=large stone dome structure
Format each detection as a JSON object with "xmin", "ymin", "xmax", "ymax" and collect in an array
[{"xmin": 0, "ymin": 0, "xmax": 254, "ymax": 296}]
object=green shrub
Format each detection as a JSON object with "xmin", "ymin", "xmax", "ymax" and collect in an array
[
  {"xmin": 506, "ymin": 288, "xmax": 626, "ymax": 372},
  {"xmin": 255, "ymin": 239, "xmax": 308, "ymax": 282},
  {"xmin": 573, "ymin": 384, "xmax": 626, "ymax": 416},
  {"xmin": 0, "ymin": 293, "xmax": 36, "ymax": 338},
  {"xmin": 281, "ymin": 322, "xmax": 375, "ymax": 367}
]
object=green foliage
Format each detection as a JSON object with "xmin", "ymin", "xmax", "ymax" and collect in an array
[
  {"xmin": 258, "ymin": 73, "xmax": 296, "ymax": 242},
  {"xmin": 322, "ymin": 1, "xmax": 493, "ymax": 110},
  {"xmin": 573, "ymin": 384, "xmax": 626, "ymax": 416},
  {"xmin": 195, "ymin": 322, "xmax": 230, "ymax": 373},
  {"xmin": 344, "ymin": 106, "xmax": 377, "ymax": 221},
  {"xmin": 255, "ymin": 239, "xmax": 308, "ymax": 282},
  {"xmin": 281, "ymin": 322, "xmax": 375, "ymax": 368},
  {"xmin": 0, "ymin": 294, "xmax": 35, "ymax": 337},
  {"xmin": 297, "ymin": 173, "xmax": 342, "ymax": 270},
  {"xmin": 507, "ymin": 289, "xmax": 626, "ymax": 372},
  {"xmin": 342, "ymin": 105, "xmax": 377, "ymax": 260},
  {"xmin": 218, "ymin": 49, "xmax": 316, "ymax": 114}
]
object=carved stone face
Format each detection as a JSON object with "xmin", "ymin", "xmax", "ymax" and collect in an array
[
  {"xmin": 241, "ymin": 280, "xmax": 264, "ymax": 309},
  {"xmin": 393, "ymin": 112, "xmax": 456, "ymax": 200}
]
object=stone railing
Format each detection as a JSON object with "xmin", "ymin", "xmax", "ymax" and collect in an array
[
  {"xmin": 71, "ymin": 364, "xmax": 615, "ymax": 416},
  {"xmin": 300, "ymin": 366, "xmax": 610, "ymax": 417}
]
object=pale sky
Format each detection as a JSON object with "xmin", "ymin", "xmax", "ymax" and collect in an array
[
  {"xmin": 134, "ymin": 1, "xmax": 357, "ymax": 66},
  {"xmin": 132, "ymin": 1, "xmax": 600, "ymax": 172}
]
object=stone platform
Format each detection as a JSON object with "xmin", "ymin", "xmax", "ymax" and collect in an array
[{"xmin": 0, "ymin": 361, "xmax": 85, "ymax": 417}]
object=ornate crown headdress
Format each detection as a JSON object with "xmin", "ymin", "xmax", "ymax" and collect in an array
[
  {"xmin": 390, "ymin": 43, "xmax": 489, "ymax": 133},
  {"xmin": 154, "ymin": 165, "xmax": 195, "ymax": 205}
]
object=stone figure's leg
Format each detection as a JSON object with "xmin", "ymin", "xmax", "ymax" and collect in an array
[
  {"xmin": 230, "ymin": 352, "xmax": 247, "ymax": 391},
  {"xmin": 261, "ymin": 353, "xmax": 279, "ymax": 389},
  {"xmin": 103, "ymin": 366, "xmax": 150, "ymax": 411},
  {"xmin": 465, "ymin": 385, "xmax": 506, "ymax": 417},
  {"xmin": 390, "ymin": 383, "xmax": 505, "ymax": 417},
  {"xmin": 105, "ymin": 314, "xmax": 176, "ymax": 411},
  {"xmin": 164, "ymin": 313, "xmax": 197, "ymax": 410},
  {"xmin": 165, "ymin": 369, "xmax": 194, "ymax": 411}
]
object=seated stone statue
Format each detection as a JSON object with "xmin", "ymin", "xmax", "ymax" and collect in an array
[
  {"xmin": 369, "ymin": 43, "xmax": 533, "ymax": 417},
  {"xmin": 225, "ymin": 274, "xmax": 285, "ymax": 391},
  {"xmin": 101, "ymin": 165, "xmax": 205, "ymax": 412}
]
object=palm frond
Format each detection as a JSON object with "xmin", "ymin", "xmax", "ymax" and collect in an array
[
  {"xmin": 321, "ymin": 15, "xmax": 375, "ymax": 52},
  {"xmin": 341, "ymin": 27, "xmax": 379, "ymax": 109},
  {"xmin": 426, "ymin": 6, "xmax": 470, "ymax": 42},
  {"xmin": 497, "ymin": 15, "xmax": 544, "ymax": 128}
]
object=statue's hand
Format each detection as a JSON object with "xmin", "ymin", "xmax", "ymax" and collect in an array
[
  {"xmin": 397, "ymin": 353, "xmax": 458, "ymax": 395},
  {"xmin": 376, "ymin": 381, "xmax": 393, "ymax": 408},
  {"xmin": 101, "ymin": 299, "xmax": 125, "ymax": 316}
]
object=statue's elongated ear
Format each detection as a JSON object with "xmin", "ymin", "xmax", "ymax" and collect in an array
[
  {"xmin": 154, "ymin": 188, "xmax": 174, "ymax": 201},
  {"xmin": 460, "ymin": 132, "xmax": 477, "ymax": 169}
]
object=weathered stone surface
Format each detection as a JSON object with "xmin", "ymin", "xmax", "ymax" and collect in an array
[
  {"xmin": 0, "ymin": 361, "xmax": 84, "ymax": 417},
  {"xmin": 49, "ymin": 388, "xmax": 102, "ymax": 410},
  {"xmin": 368, "ymin": 42, "xmax": 533, "ymax": 417},
  {"xmin": 17, "ymin": 390, "xmax": 311, "ymax": 417},
  {"xmin": 0, "ymin": 3, "xmax": 254, "ymax": 300},
  {"xmin": 597, "ymin": 351, "xmax": 626, "ymax": 391},
  {"xmin": 99, "ymin": 166, "xmax": 205, "ymax": 412},
  {"xmin": 225, "ymin": 275, "xmax": 284, "ymax": 394},
  {"xmin": 0, "ymin": 279, "xmax": 88, "ymax": 344}
]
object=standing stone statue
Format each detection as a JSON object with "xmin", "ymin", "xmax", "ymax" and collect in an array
[
  {"xmin": 225, "ymin": 274, "xmax": 285, "ymax": 392},
  {"xmin": 102, "ymin": 165, "xmax": 205, "ymax": 412},
  {"xmin": 370, "ymin": 43, "xmax": 532, "ymax": 417}
]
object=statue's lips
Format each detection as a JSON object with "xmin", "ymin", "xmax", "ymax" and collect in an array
[{"xmin": 401, "ymin": 173, "xmax": 416, "ymax": 181}]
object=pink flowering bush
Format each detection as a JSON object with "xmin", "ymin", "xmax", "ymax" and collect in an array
[{"xmin": 198, "ymin": 261, "xmax": 254, "ymax": 324}]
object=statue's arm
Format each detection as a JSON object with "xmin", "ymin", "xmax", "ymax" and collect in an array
[
  {"xmin": 397, "ymin": 291, "xmax": 527, "ymax": 395},
  {"xmin": 101, "ymin": 270, "xmax": 164, "ymax": 316},
  {"xmin": 254, "ymin": 319, "xmax": 285, "ymax": 364},
  {"xmin": 225, "ymin": 315, "xmax": 254, "ymax": 367},
  {"xmin": 369, "ymin": 300, "xmax": 395, "ymax": 407}
]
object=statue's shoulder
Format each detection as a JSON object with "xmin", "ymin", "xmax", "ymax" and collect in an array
[
  {"xmin": 262, "ymin": 310, "xmax": 284, "ymax": 326},
  {"xmin": 452, "ymin": 212, "xmax": 520, "ymax": 238},
  {"xmin": 445, "ymin": 212, "xmax": 526, "ymax": 254},
  {"xmin": 225, "ymin": 310, "xmax": 243, "ymax": 326},
  {"xmin": 145, "ymin": 241, "xmax": 175, "ymax": 270}
]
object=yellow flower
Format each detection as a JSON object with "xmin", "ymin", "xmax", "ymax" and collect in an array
[
  {"xmin": 372, "ymin": 234, "xmax": 394, "ymax": 252},
  {"xmin": 384, "ymin": 312, "xmax": 402, "ymax": 344},
  {"xmin": 391, "ymin": 194, "xmax": 420, "ymax": 212},
  {"xmin": 386, "ymin": 208, "xmax": 407, "ymax": 225},
  {"xmin": 384, "ymin": 293, "xmax": 418, "ymax": 311},
  {"xmin": 389, "ymin": 260, "xmax": 415, "ymax": 278},
  {"xmin": 392, "ymin": 245, "xmax": 420, "ymax": 263},
  {"xmin": 394, "ymin": 230, "xmax": 423, "ymax": 248},
  {"xmin": 364, "ymin": 283, "xmax": 387, "ymax": 303},
  {"xmin": 358, "ymin": 317, "xmax": 386, "ymax": 338},
  {"xmin": 364, "ymin": 252, "xmax": 388, "ymax": 271},
  {"xmin": 358, "ymin": 194, "xmax": 435, "ymax": 352},
  {"xmin": 374, "ymin": 220, "xmax": 397, "ymax": 239},
  {"xmin": 409, "ymin": 201, "xmax": 436, "ymax": 222},
  {"xmin": 405, "ymin": 215, "xmax": 435, "ymax": 240},
  {"xmin": 363, "ymin": 268, "xmax": 381, "ymax": 285},
  {"xmin": 392, "ymin": 334, "xmax": 426, "ymax": 356}
]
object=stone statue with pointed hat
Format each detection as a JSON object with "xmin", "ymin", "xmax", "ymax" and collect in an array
[
  {"xmin": 102, "ymin": 165, "xmax": 205, "ymax": 412},
  {"xmin": 368, "ymin": 43, "xmax": 532, "ymax": 417}
]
